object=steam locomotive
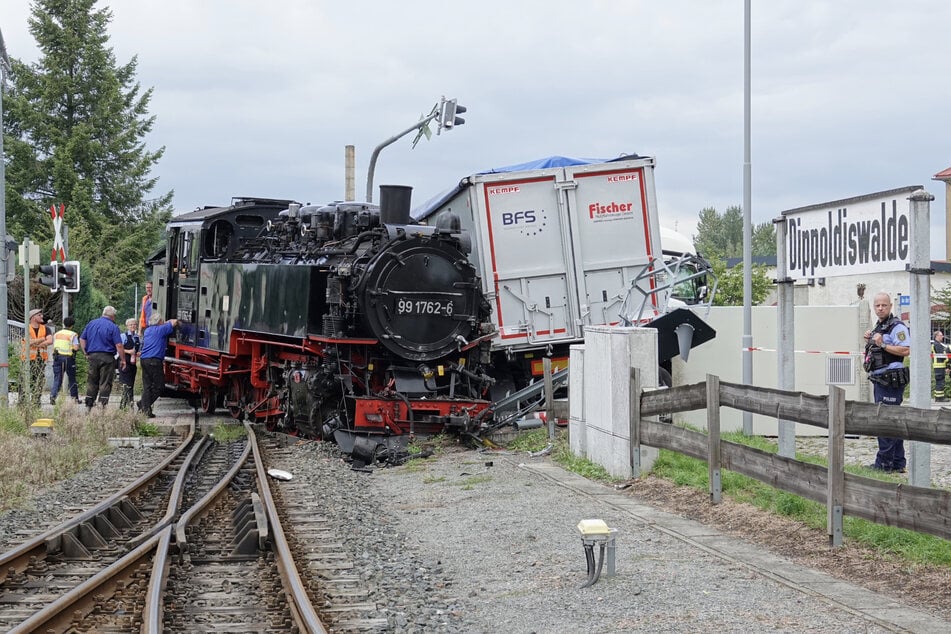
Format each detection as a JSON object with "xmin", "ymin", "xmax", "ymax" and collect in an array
[{"xmin": 147, "ymin": 186, "xmax": 497, "ymax": 450}]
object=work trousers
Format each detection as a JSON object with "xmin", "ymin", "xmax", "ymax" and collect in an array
[
  {"xmin": 934, "ymin": 367, "xmax": 947, "ymax": 401},
  {"xmin": 118, "ymin": 362, "xmax": 138, "ymax": 410},
  {"xmin": 19, "ymin": 357, "xmax": 46, "ymax": 406},
  {"xmin": 85, "ymin": 352, "xmax": 117, "ymax": 408},
  {"xmin": 140, "ymin": 357, "xmax": 165, "ymax": 415},
  {"xmin": 872, "ymin": 381, "xmax": 906, "ymax": 471},
  {"xmin": 51, "ymin": 353, "xmax": 78, "ymax": 401}
]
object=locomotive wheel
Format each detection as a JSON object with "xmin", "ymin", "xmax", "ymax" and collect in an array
[
  {"xmin": 226, "ymin": 379, "xmax": 246, "ymax": 421},
  {"xmin": 200, "ymin": 388, "xmax": 217, "ymax": 415}
]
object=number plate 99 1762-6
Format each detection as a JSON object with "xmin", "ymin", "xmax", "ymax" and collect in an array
[{"xmin": 395, "ymin": 298, "xmax": 455, "ymax": 317}]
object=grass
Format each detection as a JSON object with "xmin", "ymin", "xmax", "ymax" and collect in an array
[
  {"xmin": 652, "ymin": 430, "xmax": 951, "ymax": 567},
  {"xmin": 209, "ymin": 422, "xmax": 246, "ymax": 442},
  {"xmin": 0, "ymin": 401, "xmax": 141, "ymax": 511},
  {"xmin": 502, "ymin": 426, "xmax": 951, "ymax": 568}
]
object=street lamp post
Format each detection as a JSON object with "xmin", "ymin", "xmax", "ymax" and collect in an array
[{"xmin": 364, "ymin": 96, "xmax": 467, "ymax": 203}]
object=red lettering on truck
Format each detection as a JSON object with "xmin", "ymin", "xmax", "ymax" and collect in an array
[
  {"xmin": 588, "ymin": 201, "xmax": 633, "ymax": 219},
  {"xmin": 488, "ymin": 186, "xmax": 520, "ymax": 195},
  {"xmin": 606, "ymin": 173, "xmax": 638, "ymax": 183}
]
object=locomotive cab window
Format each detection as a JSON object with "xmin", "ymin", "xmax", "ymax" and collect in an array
[{"xmin": 203, "ymin": 219, "xmax": 234, "ymax": 259}]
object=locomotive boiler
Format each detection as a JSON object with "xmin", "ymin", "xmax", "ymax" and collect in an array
[{"xmin": 148, "ymin": 186, "xmax": 496, "ymax": 450}]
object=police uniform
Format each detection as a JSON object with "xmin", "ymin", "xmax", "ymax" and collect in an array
[
  {"xmin": 117, "ymin": 328, "xmax": 141, "ymax": 409},
  {"xmin": 864, "ymin": 313, "xmax": 910, "ymax": 471},
  {"xmin": 933, "ymin": 337, "xmax": 948, "ymax": 402},
  {"xmin": 51, "ymin": 324, "xmax": 80, "ymax": 403}
]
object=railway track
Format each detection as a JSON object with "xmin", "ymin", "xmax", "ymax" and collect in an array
[{"xmin": 0, "ymin": 423, "xmax": 327, "ymax": 633}]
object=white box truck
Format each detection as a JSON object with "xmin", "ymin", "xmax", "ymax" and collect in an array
[{"xmin": 413, "ymin": 154, "xmax": 715, "ymax": 395}]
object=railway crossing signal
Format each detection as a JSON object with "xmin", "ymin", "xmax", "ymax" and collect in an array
[
  {"xmin": 38, "ymin": 263, "xmax": 58, "ymax": 290},
  {"xmin": 36, "ymin": 260, "xmax": 80, "ymax": 293},
  {"xmin": 439, "ymin": 97, "xmax": 466, "ymax": 132},
  {"xmin": 59, "ymin": 260, "xmax": 80, "ymax": 293}
]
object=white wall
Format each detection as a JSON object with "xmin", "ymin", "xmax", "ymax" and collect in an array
[{"xmin": 673, "ymin": 304, "xmax": 870, "ymax": 435}]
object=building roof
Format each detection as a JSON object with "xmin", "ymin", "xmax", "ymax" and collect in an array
[{"xmin": 934, "ymin": 166, "xmax": 951, "ymax": 181}]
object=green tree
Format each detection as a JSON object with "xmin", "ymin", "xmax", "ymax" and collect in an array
[
  {"xmin": 694, "ymin": 205, "xmax": 775, "ymax": 259},
  {"xmin": 4, "ymin": 0, "xmax": 171, "ymax": 303},
  {"xmin": 709, "ymin": 259, "xmax": 773, "ymax": 306},
  {"xmin": 932, "ymin": 281, "xmax": 951, "ymax": 331}
]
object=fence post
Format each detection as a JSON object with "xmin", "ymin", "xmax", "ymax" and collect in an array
[
  {"xmin": 706, "ymin": 374, "xmax": 721, "ymax": 504},
  {"xmin": 629, "ymin": 367, "xmax": 641, "ymax": 477},
  {"xmin": 827, "ymin": 385, "xmax": 845, "ymax": 547}
]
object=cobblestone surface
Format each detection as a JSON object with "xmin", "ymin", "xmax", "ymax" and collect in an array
[{"xmin": 795, "ymin": 435, "xmax": 951, "ymax": 488}]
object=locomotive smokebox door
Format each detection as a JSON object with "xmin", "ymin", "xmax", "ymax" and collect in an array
[{"xmin": 359, "ymin": 236, "xmax": 481, "ymax": 362}]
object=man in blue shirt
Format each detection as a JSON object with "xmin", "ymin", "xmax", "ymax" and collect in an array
[
  {"xmin": 138, "ymin": 314, "xmax": 178, "ymax": 418},
  {"xmin": 863, "ymin": 292, "xmax": 911, "ymax": 473},
  {"xmin": 80, "ymin": 306, "xmax": 126, "ymax": 410}
]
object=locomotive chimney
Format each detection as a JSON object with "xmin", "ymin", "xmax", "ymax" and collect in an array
[{"xmin": 379, "ymin": 185, "xmax": 413, "ymax": 225}]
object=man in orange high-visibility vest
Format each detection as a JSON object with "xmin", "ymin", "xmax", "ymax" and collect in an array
[
  {"xmin": 139, "ymin": 281, "xmax": 153, "ymax": 331},
  {"xmin": 22, "ymin": 308, "xmax": 52, "ymax": 406}
]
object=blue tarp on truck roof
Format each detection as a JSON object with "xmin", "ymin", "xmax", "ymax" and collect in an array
[{"xmin": 412, "ymin": 153, "xmax": 642, "ymax": 221}]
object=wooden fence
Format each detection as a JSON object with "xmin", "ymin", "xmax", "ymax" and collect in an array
[{"xmin": 635, "ymin": 374, "xmax": 951, "ymax": 546}]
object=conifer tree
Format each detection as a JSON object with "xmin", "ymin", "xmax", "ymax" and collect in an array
[{"xmin": 3, "ymin": 0, "xmax": 171, "ymax": 301}]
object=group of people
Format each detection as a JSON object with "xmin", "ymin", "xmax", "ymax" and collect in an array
[{"xmin": 21, "ymin": 281, "xmax": 178, "ymax": 417}]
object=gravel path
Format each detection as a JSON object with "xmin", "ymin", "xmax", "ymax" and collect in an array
[{"xmin": 363, "ymin": 448, "xmax": 943, "ymax": 633}]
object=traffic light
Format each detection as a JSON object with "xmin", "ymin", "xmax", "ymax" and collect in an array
[
  {"xmin": 38, "ymin": 263, "xmax": 58, "ymax": 290},
  {"xmin": 441, "ymin": 98, "xmax": 467, "ymax": 130},
  {"xmin": 60, "ymin": 261, "xmax": 80, "ymax": 293}
]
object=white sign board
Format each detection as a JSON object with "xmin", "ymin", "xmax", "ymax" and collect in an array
[{"xmin": 781, "ymin": 186, "xmax": 921, "ymax": 280}]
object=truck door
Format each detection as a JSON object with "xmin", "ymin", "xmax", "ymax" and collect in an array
[
  {"xmin": 562, "ymin": 160, "xmax": 663, "ymax": 326},
  {"xmin": 478, "ymin": 174, "xmax": 577, "ymax": 347}
]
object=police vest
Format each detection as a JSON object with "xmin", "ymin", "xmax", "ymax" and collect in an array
[
  {"xmin": 864, "ymin": 315, "xmax": 907, "ymax": 373},
  {"xmin": 53, "ymin": 329, "xmax": 77, "ymax": 356}
]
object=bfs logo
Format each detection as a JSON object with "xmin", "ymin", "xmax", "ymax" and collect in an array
[
  {"xmin": 500, "ymin": 209, "xmax": 546, "ymax": 236},
  {"xmin": 501, "ymin": 210, "xmax": 535, "ymax": 225}
]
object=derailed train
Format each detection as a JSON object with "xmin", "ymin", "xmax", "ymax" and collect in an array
[{"xmin": 148, "ymin": 186, "xmax": 497, "ymax": 450}]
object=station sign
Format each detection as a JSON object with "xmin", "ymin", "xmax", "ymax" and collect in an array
[{"xmin": 780, "ymin": 185, "xmax": 922, "ymax": 280}]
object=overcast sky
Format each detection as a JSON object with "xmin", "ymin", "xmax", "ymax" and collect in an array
[{"xmin": 5, "ymin": 1, "xmax": 951, "ymax": 257}]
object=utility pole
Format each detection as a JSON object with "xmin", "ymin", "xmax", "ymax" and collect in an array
[{"xmin": 0, "ymin": 28, "xmax": 12, "ymax": 402}]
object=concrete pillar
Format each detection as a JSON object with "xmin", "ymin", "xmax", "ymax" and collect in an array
[
  {"xmin": 580, "ymin": 325, "xmax": 659, "ymax": 478},
  {"xmin": 568, "ymin": 344, "xmax": 586, "ymax": 456}
]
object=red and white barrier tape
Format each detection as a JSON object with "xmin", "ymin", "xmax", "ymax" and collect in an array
[{"xmin": 741, "ymin": 347, "xmax": 858, "ymax": 356}]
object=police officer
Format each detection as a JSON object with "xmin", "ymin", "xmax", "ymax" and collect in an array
[
  {"xmin": 933, "ymin": 330, "xmax": 948, "ymax": 402},
  {"xmin": 51, "ymin": 316, "xmax": 81, "ymax": 404},
  {"xmin": 863, "ymin": 292, "xmax": 910, "ymax": 473},
  {"xmin": 117, "ymin": 318, "xmax": 141, "ymax": 409}
]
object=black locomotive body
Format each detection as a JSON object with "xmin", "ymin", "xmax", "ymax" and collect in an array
[{"xmin": 150, "ymin": 187, "xmax": 496, "ymax": 449}]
